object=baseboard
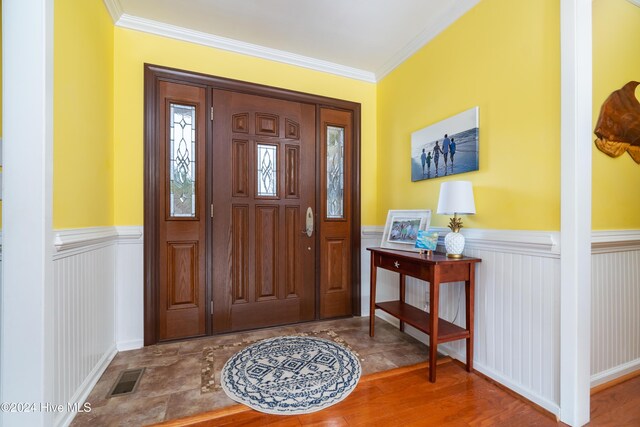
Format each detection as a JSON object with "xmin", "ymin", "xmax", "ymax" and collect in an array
[
  {"xmin": 56, "ymin": 344, "xmax": 118, "ymax": 427},
  {"xmin": 117, "ymin": 339, "xmax": 144, "ymax": 352},
  {"xmin": 590, "ymin": 357, "xmax": 640, "ymax": 388}
]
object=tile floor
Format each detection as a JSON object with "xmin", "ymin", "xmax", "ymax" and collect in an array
[{"xmin": 71, "ymin": 316, "xmax": 431, "ymax": 426}]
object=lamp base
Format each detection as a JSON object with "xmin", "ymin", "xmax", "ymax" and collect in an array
[{"xmin": 444, "ymin": 231, "xmax": 466, "ymax": 259}]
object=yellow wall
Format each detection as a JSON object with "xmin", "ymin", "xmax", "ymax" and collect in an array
[
  {"xmin": 592, "ymin": 0, "xmax": 640, "ymax": 230},
  {"xmin": 53, "ymin": 0, "xmax": 114, "ymax": 228},
  {"xmin": 377, "ymin": 0, "xmax": 561, "ymax": 230},
  {"xmin": 113, "ymin": 29, "xmax": 377, "ymax": 226}
]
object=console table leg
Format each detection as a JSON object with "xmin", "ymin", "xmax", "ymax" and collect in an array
[
  {"xmin": 399, "ymin": 274, "xmax": 406, "ymax": 332},
  {"xmin": 369, "ymin": 254, "xmax": 377, "ymax": 337},
  {"xmin": 429, "ymin": 279, "xmax": 439, "ymax": 383},
  {"xmin": 465, "ymin": 265, "xmax": 475, "ymax": 372}
]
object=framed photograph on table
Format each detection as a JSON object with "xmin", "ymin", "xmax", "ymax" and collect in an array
[{"xmin": 381, "ymin": 209, "xmax": 431, "ymax": 252}]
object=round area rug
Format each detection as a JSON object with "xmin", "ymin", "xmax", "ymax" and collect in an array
[{"xmin": 220, "ymin": 335, "xmax": 361, "ymax": 415}]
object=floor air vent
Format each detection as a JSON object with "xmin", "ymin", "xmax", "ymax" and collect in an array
[{"xmin": 107, "ymin": 368, "xmax": 145, "ymax": 398}]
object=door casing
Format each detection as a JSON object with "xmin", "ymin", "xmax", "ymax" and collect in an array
[{"xmin": 143, "ymin": 64, "xmax": 362, "ymax": 345}]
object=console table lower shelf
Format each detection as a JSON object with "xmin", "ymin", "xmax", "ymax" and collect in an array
[{"xmin": 375, "ymin": 301, "xmax": 469, "ymax": 343}]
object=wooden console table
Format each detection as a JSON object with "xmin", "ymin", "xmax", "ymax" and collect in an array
[{"xmin": 368, "ymin": 247, "xmax": 481, "ymax": 382}]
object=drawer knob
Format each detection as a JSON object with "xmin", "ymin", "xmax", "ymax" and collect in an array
[{"xmin": 394, "ymin": 261, "xmax": 400, "ymax": 268}]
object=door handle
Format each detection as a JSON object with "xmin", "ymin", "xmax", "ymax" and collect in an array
[{"xmin": 302, "ymin": 207, "xmax": 313, "ymax": 237}]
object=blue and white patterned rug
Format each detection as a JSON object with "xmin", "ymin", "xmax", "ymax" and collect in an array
[{"xmin": 220, "ymin": 335, "xmax": 361, "ymax": 415}]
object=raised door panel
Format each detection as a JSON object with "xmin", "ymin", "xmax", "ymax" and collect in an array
[
  {"xmin": 255, "ymin": 113, "xmax": 279, "ymax": 137},
  {"xmin": 255, "ymin": 205, "xmax": 279, "ymax": 301},
  {"xmin": 232, "ymin": 140, "xmax": 249, "ymax": 197},
  {"xmin": 285, "ymin": 206, "xmax": 300, "ymax": 298},
  {"xmin": 285, "ymin": 145, "xmax": 300, "ymax": 199},
  {"xmin": 325, "ymin": 238, "xmax": 348, "ymax": 292},
  {"xmin": 232, "ymin": 205, "xmax": 249, "ymax": 304},
  {"xmin": 167, "ymin": 242, "xmax": 199, "ymax": 309}
]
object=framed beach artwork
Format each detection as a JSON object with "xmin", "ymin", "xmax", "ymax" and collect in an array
[
  {"xmin": 411, "ymin": 106, "xmax": 479, "ymax": 181},
  {"xmin": 381, "ymin": 209, "xmax": 431, "ymax": 252}
]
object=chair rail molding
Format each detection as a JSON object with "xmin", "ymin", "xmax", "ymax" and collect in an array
[
  {"xmin": 362, "ymin": 226, "xmax": 560, "ymax": 257},
  {"xmin": 591, "ymin": 230, "xmax": 640, "ymax": 253},
  {"xmin": 53, "ymin": 226, "xmax": 119, "ymax": 254}
]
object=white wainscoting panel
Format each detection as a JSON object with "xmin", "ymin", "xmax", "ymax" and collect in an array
[
  {"xmin": 115, "ymin": 226, "xmax": 144, "ymax": 351},
  {"xmin": 362, "ymin": 226, "xmax": 640, "ymax": 413},
  {"xmin": 590, "ymin": 231, "xmax": 640, "ymax": 387},
  {"xmin": 361, "ymin": 226, "xmax": 562, "ymax": 416},
  {"xmin": 53, "ymin": 228, "xmax": 118, "ymax": 427}
]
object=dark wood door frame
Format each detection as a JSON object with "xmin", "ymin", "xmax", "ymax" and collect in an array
[{"xmin": 144, "ymin": 64, "xmax": 362, "ymax": 345}]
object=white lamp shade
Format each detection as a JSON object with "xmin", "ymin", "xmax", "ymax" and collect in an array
[{"xmin": 437, "ymin": 181, "xmax": 476, "ymax": 215}]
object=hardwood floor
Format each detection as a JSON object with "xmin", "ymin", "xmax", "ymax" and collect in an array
[
  {"xmin": 154, "ymin": 362, "xmax": 640, "ymax": 427},
  {"xmin": 154, "ymin": 360, "xmax": 557, "ymax": 426},
  {"xmin": 590, "ymin": 373, "xmax": 640, "ymax": 426}
]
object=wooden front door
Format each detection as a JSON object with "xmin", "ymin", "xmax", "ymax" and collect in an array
[
  {"xmin": 210, "ymin": 90, "xmax": 316, "ymax": 332},
  {"xmin": 145, "ymin": 65, "xmax": 362, "ymax": 345}
]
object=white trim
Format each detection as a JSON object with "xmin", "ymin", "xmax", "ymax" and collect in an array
[
  {"xmin": 627, "ymin": 0, "xmax": 640, "ymax": 8},
  {"xmin": 53, "ymin": 226, "xmax": 143, "ymax": 254},
  {"xmin": 54, "ymin": 226, "xmax": 119, "ymax": 252},
  {"xmin": 362, "ymin": 225, "xmax": 559, "ymax": 257},
  {"xmin": 374, "ymin": 0, "xmax": 480, "ymax": 80},
  {"xmin": 560, "ymin": 0, "xmax": 592, "ymax": 425},
  {"xmin": 115, "ymin": 14, "xmax": 377, "ymax": 83},
  {"xmin": 361, "ymin": 226, "xmax": 385, "ymax": 237},
  {"xmin": 1, "ymin": 0, "xmax": 55, "ymax": 425},
  {"xmin": 114, "ymin": 227, "xmax": 144, "ymax": 351},
  {"xmin": 115, "ymin": 225, "xmax": 143, "ymax": 243},
  {"xmin": 116, "ymin": 339, "xmax": 144, "ymax": 352},
  {"xmin": 102, "ymin": 0, "xmax": 123, "ymax": 24},
  {"xmin": 591, "ymin": 230, "xmax": 640, "ymax": 253},
  {"xmin": 56, "ymin": 345, "xmax": 117, "ymax": 427},
  {"xmin": 590, "ymin": 358, "xmax": 640, "ymax": 388}
]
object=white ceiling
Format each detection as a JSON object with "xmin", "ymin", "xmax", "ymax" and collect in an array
[{"xmin": 106, "ymin": 0, "xmax": 480, "ymax": 82}]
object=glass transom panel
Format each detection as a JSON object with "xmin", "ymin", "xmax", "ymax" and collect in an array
[
  {"xmin": 326, "ymin": 126, "xmax": 345, "ymax": 219},
  {"xmin": 257, "ymin": 144, "xmax": 278, "ymax": 197},
  {"xmin": 169, "ymin": 104, "xmax": 196, "ymax": 217}
]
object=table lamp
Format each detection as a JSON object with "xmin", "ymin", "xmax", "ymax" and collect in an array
[{"xmin": 437, "ymin": 181, "xmax": 476, "ymax": 258}]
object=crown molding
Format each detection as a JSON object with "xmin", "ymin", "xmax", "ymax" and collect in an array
[
  {"xmin": 115, "ymin": 14, "xmax": 377, "ymax": 83},
  {"xmin": 627, "ymin": 0, "xmax": 640, "ymax": 8},
  {"xmin": 102, "ymin": 0, "xmax": 123, "ymax": 24},
  {"xmin": 375, "ymin": 0, "xmax": 481, "ymax": 80}
]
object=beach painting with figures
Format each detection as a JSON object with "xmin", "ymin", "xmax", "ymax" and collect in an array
[{"xmin": 411, "ymin": 107, "xmax": 479, "ymax": 181}]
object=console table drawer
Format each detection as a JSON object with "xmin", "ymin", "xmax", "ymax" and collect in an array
[{"xmin": 378, "ymin": 255, "xmax": 427, "ymax": 277}]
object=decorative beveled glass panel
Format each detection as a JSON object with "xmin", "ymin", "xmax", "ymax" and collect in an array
[
  {"xmin": 257, "ymin": 144, "xmax": 278, "ymax": 197},
  {"xmin": 169, "ymin": 104, "xmax": 196, "ymax": 217},
  {"xmin": 326, "ymin": 126, "xmax": 345, "ymax": 218}
]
